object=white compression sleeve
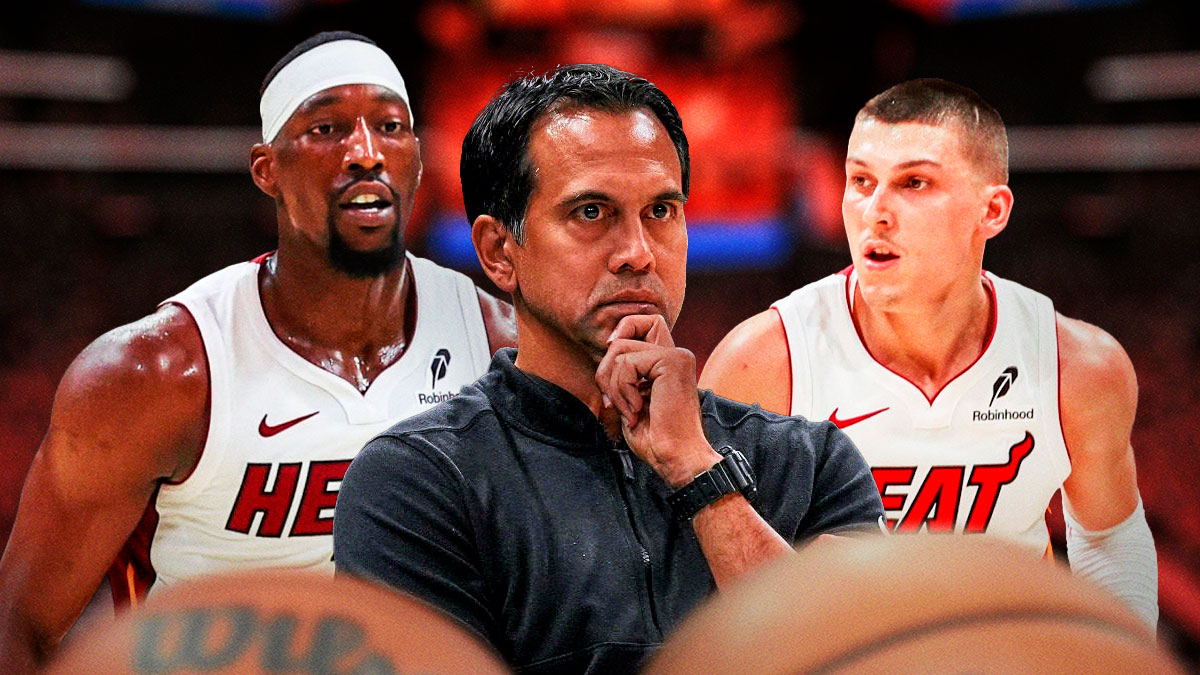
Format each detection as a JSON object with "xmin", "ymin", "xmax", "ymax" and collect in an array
[{"xmin": 1064, "ymin": 498, "xmax": 1158, "ymax": 631}]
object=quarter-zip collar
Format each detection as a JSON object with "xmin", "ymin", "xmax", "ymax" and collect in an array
[{"xmin": 483, "ymin": 348, "xmax": 612, "ymax": 451}]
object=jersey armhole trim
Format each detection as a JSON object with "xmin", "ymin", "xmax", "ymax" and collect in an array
[
  {"xmin": 158, "ymin": 301, "xmax": 211, "ymax": 487},
  {"xmin": 461, "ymin": 280, "xmax": 491, "ymax": 374},
  {"xmin": 771, "ymin": 305, "xmax": 793, "ymax": 416},
  {"xmin": 429, "ymin": 255, "xmax": 491, "ymax": 374},
  {"xmin": 1052, "ymin": 311, "xmax": 1073, "ymax": 466},
  {"xmin": 153, "ymin": 296, "xmax": 230, "ymax": 499}
]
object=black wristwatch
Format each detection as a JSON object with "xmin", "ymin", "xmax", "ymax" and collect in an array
[{"xmin": 667, "ymin": 446, "xmax": 757, "ymax": 522}]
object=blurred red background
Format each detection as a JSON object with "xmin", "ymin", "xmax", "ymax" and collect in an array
[{"xmin": 2, "ymin": 0, "xmax": 1199, "ymax": 664}]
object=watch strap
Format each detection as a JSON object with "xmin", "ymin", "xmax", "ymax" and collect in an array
[{"xmin": 667, "ymin": 446, "xmax": 757, "ymax": 522}]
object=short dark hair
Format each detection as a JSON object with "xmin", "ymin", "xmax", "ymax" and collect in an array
[
  {"xmin": 460, "ymin": 63, "xmax": 690, "ymax": 241},
  {"xmin": 859, "ymin": 78, "xmax": 1008, "ymax": 183},
  {"xmin": 260, "ymin": 31, "xmax": 376, "ymax": 96}
]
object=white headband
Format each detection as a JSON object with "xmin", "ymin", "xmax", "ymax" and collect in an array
[{"xmin": 259, "ymin": 39, "xmax": 413, "ymax": 143}]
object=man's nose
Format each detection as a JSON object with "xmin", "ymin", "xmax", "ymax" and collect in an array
[
  {"xmin": 609, "ymin": 213, "xmax": 655, "ymax": 274},
  {"xmin": 862, "ymin": 185, "xmax": 895, "ymax": 230},
  {"xmin": 344, "ymin": 117, "xmax": 384, "ymax": 173}
]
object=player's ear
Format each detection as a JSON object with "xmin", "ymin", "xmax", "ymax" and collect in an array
[
  {"xmin": 472, "ymin": 214, "xmax": 518, "ymax": 294},
  {"xmin": 250, "ymin": 144, "xmax": 280, "ymax": 199},
  {"xmin": 979, "ymin": 184, "xmax": 1013, "ymax": 240}
]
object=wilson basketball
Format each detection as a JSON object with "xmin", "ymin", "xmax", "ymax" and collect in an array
[
  {"xmin": 45, "ymin": 569, "xmax": 511, "ymax": 674},
  {"xmin": 644, "ymin": 535, "xmax": 1182, "ymax": 674}
]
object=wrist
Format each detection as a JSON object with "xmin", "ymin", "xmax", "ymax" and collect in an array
[
  {"xmin": 666, "ymin": 446, "xmax": 758, "ymax": 522},
  {"xmin": 659, "ymin": 443, "xmax": 724, "ymax": 489}
]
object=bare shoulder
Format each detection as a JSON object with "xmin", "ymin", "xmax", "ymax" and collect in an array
[
  {"xmin": 0, "ymin": 305, "xmax": 210, "ymax": 664},
  {"xmin": 1055, "ymin": 315, "xmax": 1142, "ymax": 527},
  {"xmin": 1056, "ymin": 313, "xmax": 1137, "ymax": 415},
  {"xmin": 62, "ymin": 303, "xmax": 207, "ymax": 402},
  {"xmin": 476, "ymin": 286, "xmax": 518, "ymax": 353},
  {"xmin": 698, "ymin": 309, "xmax": 791, "ymax": 415},
  {"xmin": 52, "ymin": 303, "xmax": 209, "ymax": 481}
]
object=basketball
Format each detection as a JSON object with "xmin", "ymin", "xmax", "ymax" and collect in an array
[
  {"xmin": 644, "ymin": 535, "xmax": 1183, "ymax": 674},
  {"xmin": 44, "ymin": 569, "xmax": 511, "ymax": 674}
]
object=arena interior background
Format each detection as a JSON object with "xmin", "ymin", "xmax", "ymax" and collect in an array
[{"xmin": 2, "ymin": 0, "xmax": 1198, "ymax": 666}]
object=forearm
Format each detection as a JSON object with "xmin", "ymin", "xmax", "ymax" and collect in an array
[
  {"xmin": 1065, "ymin": 498, "xmax": 1158, "ymax": 631},
  {"xmin": 0, "ymin": 482, "xmax": 142, "ymax": 672},
  {"xmin": 0, "ymin": 600, "xmax": 57, "ymax": 673},
  {"xmin": 691, "ymin": 494, "xmax": 793, "ymax": 589}
]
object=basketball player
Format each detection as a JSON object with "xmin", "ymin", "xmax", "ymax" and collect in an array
[
  {"xmin": 0, "ymin": 31, "xmax": 516, "ymax": 671},
  {"xmin": 699, "ymin": 78, "xmax": 1158, "ymax": 628}
]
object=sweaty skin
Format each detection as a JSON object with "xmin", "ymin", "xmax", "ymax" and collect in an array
[{"xmin": 0, "ymin": 83, "xmax": 516, "ymax": 672}]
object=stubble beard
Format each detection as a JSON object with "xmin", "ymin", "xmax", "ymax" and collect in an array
[
  {"xmin": 516, "ymin": 293, "xmax": 613, "ymax": 366},
  {"xmin": 519, "ymin": 295, "xmax": 679, "ymax": 368},
  {"xmin": 325, "ymin": 204, "xmax": 406, "ymax": 279}
]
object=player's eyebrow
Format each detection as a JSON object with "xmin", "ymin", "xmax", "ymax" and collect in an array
[
  {"xmin": 894, "ymin": 159, "xmax": 942, "ymax": 170},
  {"xmin": 846, "ymin": 157, "xmax": 943, "ymax": 171}
]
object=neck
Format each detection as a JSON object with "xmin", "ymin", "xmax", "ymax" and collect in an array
[
  {"xmin": 259, "ymin": 247, "xmax": 415, "ymax": 392},
  {"xmin": 512, "ymin": 314, "xmax": 611, "ymax": 422},
  {"xmin": 851, "ymin": 274, "xmax": 994, "ymax": 400}
]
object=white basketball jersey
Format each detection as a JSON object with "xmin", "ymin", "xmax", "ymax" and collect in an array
[
  {"xmin": 772, "ymin": 269, "xmax": 1071, "ymax": 553},
  {"xmin": 110, "ymin": 253, "xmax": 492, "ymax": 601}
]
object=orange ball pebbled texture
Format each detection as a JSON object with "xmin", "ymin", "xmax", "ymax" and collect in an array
[{"xmin": 645, "ymin": 534, "xmax": 1184, "ymax": 675}]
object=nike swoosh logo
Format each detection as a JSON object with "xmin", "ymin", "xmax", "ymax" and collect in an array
[
  {"xmin": 258, "ymin": 411, "xmax": 319, "ymax": 437},
  {"xmin": 829, "ymin": 407, "xmax": 889, "ymax": 429}
]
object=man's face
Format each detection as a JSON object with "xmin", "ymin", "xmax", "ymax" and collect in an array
[
  {"xmin": 259, "ymin": 83, "xmax": 422, "ymax": 276},
  {"xmin": 842, "ymin": 118, "xmax": 996, "ymax": 311},
  {"xmin": 510, "ymin": 107, "xmax": 687, "ymax": 360}
]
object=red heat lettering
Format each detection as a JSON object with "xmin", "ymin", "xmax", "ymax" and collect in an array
[
  {"xmin": 965, "ymin": 432, "xmax": 1035, "ymax": 532},
  {"xmin": 871, "ymin": 467, "xmax": 916, "ymax": 531},
  {"xmin": 870, "ymin": 432, "xmax": 1035, "ymax": 534},
  {"xmin": 225, "ymin": 463, "xmax": 302, "ymax": 537},
  {"xmin": 897, "ymin": 466, "xmax": 963, "ymax": 533},
  {"xmin": 290, "ymin": 460, "xmax": 352, "ymax": 536}
]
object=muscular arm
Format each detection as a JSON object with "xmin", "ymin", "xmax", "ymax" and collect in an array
[
  {"xmin": 1058, "ymin": 315, "xmax": 1140, "ymax": 528},
  {"xmin": 698, "ymin": 309, "xmax": 791, "ymax": 416},
  {"xmin": 1057, "ymin": 313, "xmax": 1157, "ymax": 628},
  {"xmin": 0, "ymin": 305, "xmax": 208, "ymax": 671},
  {"xmin": 476, "ymin": 287, "xmax": 518, "ymax": 354}
]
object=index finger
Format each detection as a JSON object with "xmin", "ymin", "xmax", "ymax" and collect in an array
[{"xmin": 607, "ymin": 313, "xmax": 674, "ymax": 348}]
